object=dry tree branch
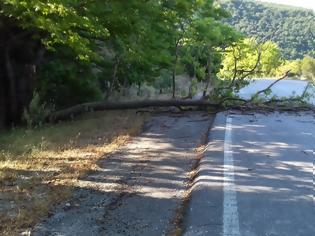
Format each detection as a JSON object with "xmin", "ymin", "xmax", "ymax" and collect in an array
[
  {"xmin": 240, "ymin": 48, "xmax": 262, "ymax": 80},
  {"xmin": 263, "ymin": 81, "xmax": 313, "ymax": 105},
  {"xmin": 301, "ymin": 82, "xmax": 312, "ymax": 98},
  {"xmin": 250, "ymin": 70, "xmax": 291, "ymax": 102},
  {"xmin": 221, "ymin": 46, "xmax": 262, "ymax": 92},
  {"xmin": 46, "ymin": 99, "xmax": 220, "ymax": 123},
  {"xmin": 231, "ymin": 47, "xmax": 238, "ymax": 86}
]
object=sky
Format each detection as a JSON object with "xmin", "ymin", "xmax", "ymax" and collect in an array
[{"xmin": 256, "ymin": 0, "xmax": 315, "ymax": 10}]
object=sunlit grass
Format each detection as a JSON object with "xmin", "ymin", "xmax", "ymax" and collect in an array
[{"xmin": 0, "ymin": 110, "xmax": 148, "ymax": 235}]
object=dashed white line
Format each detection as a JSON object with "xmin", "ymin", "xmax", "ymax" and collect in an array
[{"xmin": 223, "ymin": 116, "xmax": 240, "ymax": 236}]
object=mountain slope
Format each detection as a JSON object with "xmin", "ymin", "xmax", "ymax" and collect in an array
[{"xmin": 220, "ymin": 0, "xmax": 315, "ymax": 59}]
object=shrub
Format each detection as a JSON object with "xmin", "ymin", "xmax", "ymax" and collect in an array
[{"xmin": 38, "ymin": 57, "xmax": 102, "ymax": 109}]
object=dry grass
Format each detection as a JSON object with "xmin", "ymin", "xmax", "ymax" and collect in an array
[{"xmin": 0, "ymin": 110, "xmax": 148, "ymax": 235}]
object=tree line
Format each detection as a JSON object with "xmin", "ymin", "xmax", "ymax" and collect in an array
[
  {"xmin": 0, "ymin": 0, "xmax": 313, "ymax": 129},
  {"xmin": 0, "ymin": 0, "xmax": 241, "ymax": 128}
]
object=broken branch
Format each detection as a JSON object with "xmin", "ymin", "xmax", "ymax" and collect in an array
[{"xmin": 250, "ymin": 71, "xmax": 291, "ymax": 101}]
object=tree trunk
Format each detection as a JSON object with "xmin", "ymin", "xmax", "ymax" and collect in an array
[
  {"xmin": 188, "ymin": 76, "xmax": 194, "ymax": 99},
  {"xmin": 122, "ymin": 75, "xmax": 129, "ymax": 96},
  {"xmin": 137, "ymin": 82, "xmax": 142, "ymax": 96},
  {"xmin": 203, "ymin": 56, "xmax": 211, "ymax": 97},
  {"xmin": 106, "ymin": 57, "xmax": 120, "ymax": 99},
  {"xmin": 172, "ymin": 40, "xmax": 180, "ymax": 99},
  {"xmin": 4, "ymin": 43, "xmax": 18, "ymax": 125},
  {"xmin": 172, "ymin": 59, "xmax": 177, "ymax": 99},
  {"xmin": 47, "ymin": 99, "xmax": 219, "ymax": 123},
  {"xmin": 0, "ymin": 18, "xmax": 43, "ymax": 129},
  {"xmin": 0, "ymin": 74, "xmax": 6, "ymax": 130},
  {"xmin": 17, "ymin": 64, "xmax": 37, "ymax": 116}
]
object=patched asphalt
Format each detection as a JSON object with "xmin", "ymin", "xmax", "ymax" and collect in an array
[
  {"xmin": 32, "ymin": 110, "xmax": 315, "ymax": 236},
  {"xmin": 32, "ymin": 112, "xmax": 213, "ymax": 236},
  {"xmin": 184, "ymin": 111, "xmax": 315, "ymax": 236}
]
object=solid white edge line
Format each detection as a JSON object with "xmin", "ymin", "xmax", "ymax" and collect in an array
[{"xmin": 223, "ymin": 116, "xmax": 240, "ymax": 236}]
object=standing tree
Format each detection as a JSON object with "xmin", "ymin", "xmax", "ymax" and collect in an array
[
  {"xmin": 218, "ymin": 38, "xmax": 282, "ymax": 97},
  {"xmin": 0, "ymin": 0, "xmax": 108, "ymax": 127},
  {"xmin": 301, "ymin": 56, "xmax": 315, "ymax": 81},
  {"xmin": 181, "ymin": 6, "xmax": 240, "ymax": 99}
]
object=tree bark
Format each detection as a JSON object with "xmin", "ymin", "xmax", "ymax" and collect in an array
[
  {"xmin": 47, "ymin": 99, "xmax": 219, "ymax": 123},
  {"xmin": 172, "ymin": 38, "xmax": 180, "ymax": 99},
  {"xmin": 203, "ymin": 55, "xmax": 211, "ymax": 97},
  {"xmin": 106, "ymin": 57, "xmax": 120, "ymax": 99},
  {"xmin": 137, "ymin": 82, "xmax": 142, "ymax": 96},
  {"xmin": 188, "ymin": 76, "xmax": 194, "ymax": 98},
  {"xmin": 0, "ymin": 73, "xmax": 6, "ymax": 130},
  {"xmin": 4, "ymin": 42, "xmax": 18, "ymax": 124},
  {"xmin": 0, "ymin": 17, "xmax": 43, "ymax": 128}
]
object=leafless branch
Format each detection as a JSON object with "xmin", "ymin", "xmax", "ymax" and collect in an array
[
  {"xmin": 240, "ymin": 48, "xmax": 262, "ymax": 80},
  {"xmin": 250, "ymin": 71, "xmax": 291, "ymax": 101}
]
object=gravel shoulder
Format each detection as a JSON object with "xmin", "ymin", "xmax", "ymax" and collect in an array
[{"xmin": 32, "ymin": 112, "xmax": 213, "ymax": 236}]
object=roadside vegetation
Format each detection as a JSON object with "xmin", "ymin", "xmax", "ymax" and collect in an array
[
  {"xmin": 0, "ymin": 110, "xmax": 147, "ymax": 235},
  {"xmin": 0, "ymin": 0, "xmax": 314, "ymax": 234},
  {"xmin": 1, "ymin": 0, "xmax": 314, "ymax": 129}
]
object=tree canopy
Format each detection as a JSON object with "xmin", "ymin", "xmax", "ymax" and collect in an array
[
  {"xmin": 0, "ymin": 0, "xmax": 239, "ymax": 128},
  {"xmin": 2, "ymin": 0, "xmax": 312, "ymax": 129}
]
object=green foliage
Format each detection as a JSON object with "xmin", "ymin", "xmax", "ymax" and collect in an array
[
  {"xmin": 274, "ymin": 60, "xmax": 301, "ymax": 76},
  {"xmin": 176, "ymin": 4, "xmax": 240, "ymax": 97},
  {"xmin": 38, "ymin": 57, "xmax": 102, "ymax": 108},
  {"xmin": 260, "ymin": 41, "xmax": 282, "ymax": 75},
  {"xmin": 220, "ymin": 0, "xmax": 315, "ymax": 59},
  {"xmin": 273, "ymin": 55, "xmax": 315, "ymax": 81},
  {"xmin": 219, "ymin": 38, "xmax": 282, "ymax": 80},
  {"xmin": 0, "ymin": 0, "xmax": 108, "ymax": 60},
  {"xmin": 301, "ymin": 56, "xmax": 315, "ymax": 81},
  {"xmin": 153, "ymin": 69, "xmax": 172, "ymax": 93},
  {"xmin": 1, "ymin": 0, "xmax": 249, "ymax": 128}
]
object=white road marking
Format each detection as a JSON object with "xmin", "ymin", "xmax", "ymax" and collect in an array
[{"xmin": 223, "ymin": 116, "xmax": 240, "ymax": 236}]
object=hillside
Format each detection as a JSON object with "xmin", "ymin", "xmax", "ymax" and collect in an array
[{"xmin": 220, "ymin": 0, "xmax": 315, "ymax": 59}]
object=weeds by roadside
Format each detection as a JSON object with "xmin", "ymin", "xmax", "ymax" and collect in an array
[{"xmin": 0, "ymin": 110, "xmax": 148, "ymax": 235}]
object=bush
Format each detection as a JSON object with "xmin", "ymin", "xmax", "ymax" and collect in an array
[{"xmin": 38, "ymin": 58, "xmax": 102, "ymax": 109}]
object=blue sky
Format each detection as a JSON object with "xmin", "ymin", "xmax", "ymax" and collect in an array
[{"xmin": 257, "ymin": 0, "xmax": 315, "ymax": 10}]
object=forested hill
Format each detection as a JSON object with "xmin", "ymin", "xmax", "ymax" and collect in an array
[{"xmin": 220, "ymin": 0, "xmax": 315, "ymax": 59}]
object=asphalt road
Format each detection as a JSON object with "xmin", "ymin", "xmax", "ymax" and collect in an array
[
  {"xmin": 239, "ymin": 79, "xmax": 315, "ymax": 105},
  {"xmin": 184, "ymin": 111, "xmax": 315, "ymax": 236},
  {"xmin": 32, "ymin": 79, "xmax": 314, "ymax": 236},
  {"xmin": 194, "ymin": 79, "xmax": 315, "ymax": 105},
  {"xmin": 32, "ymin": 112, "xmax": 213, "ymax": 236}
]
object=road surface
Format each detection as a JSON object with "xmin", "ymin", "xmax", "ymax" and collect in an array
[
  {"xmin": 194, "ymin": 79, "xmax": 315, "ymax": 105},
  {"xmin": 239, "ymin": 79, "xmax": 315, "ymax": 105},
  {"xmin": 184, "ymin": 111, "xmax": 315, "ymax": 235},
  {"xmin": 32, "ymin": 79, "xmax": 314, "ymax": 235},
  {"xmin": 184, "ymin": 79, "xmax": 314, "ymax": 235},
  {"xmin": 32, "ymin": 112, "xmax": 213, "ymax": 235},
  {"xmin": 33, "ymin": 111, "xmax": 314, "ymax": 236}
]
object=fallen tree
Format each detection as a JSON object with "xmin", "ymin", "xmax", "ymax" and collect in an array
[
  {"xmin": 46, "ymin": 99, "xmax": 220, "ymax": 123},
  {"xmin": 46, "ymin": 97, "xmax": 314, "ymax": 124},
  {"xmin": 45, "ymin": 71, "xmax": 314, "ymax": 124}
]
